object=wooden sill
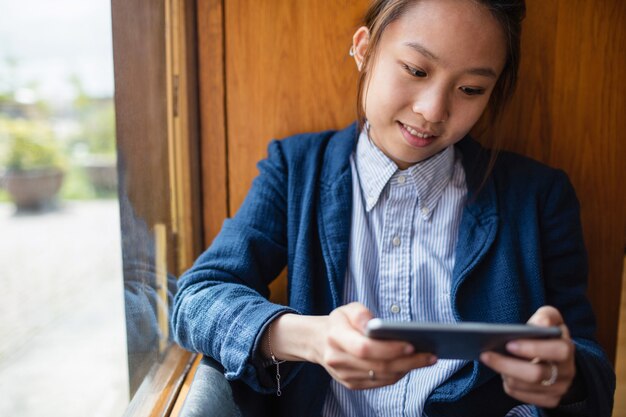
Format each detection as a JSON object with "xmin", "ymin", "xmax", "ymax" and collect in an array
[
  {"xmin": 123, "ymin": 345, "xmax": 196, "ymax": 417},
  {"xmin": 169, "ymin": 354, "xmax": 203, "ymax": 417}
]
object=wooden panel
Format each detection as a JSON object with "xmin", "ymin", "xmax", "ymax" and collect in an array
[
  {"xmin": 487, "ymin": 0, "xmax": 626, "ymax": 362},
  {"xmin": 482, "ymin": 1, "xmax": 559, "ymax": 161},
  {"xmin": 169, "ymin": 354, "xmax": 202, "ymax": 417},
  {"xmin": 198, "ymin": 0, "xmax": 229, "ymax": 245},
  {"xmin": 225, "ymin": 0, "xmax": 368, "ymax": 211},
  {"xmin": 165, "ymin": 0, "xmax": 203, "ymax": 269},
  {"xmin": 551, "ymin": 0, "xmax": 626, "ymax": 363},
  {"xmin": 122, "ymin": 346, "xmax": 194, "ymax": 417},
  {"xmin": 614, "ymin": 257, "xmax": 626, "ymax": 417}
]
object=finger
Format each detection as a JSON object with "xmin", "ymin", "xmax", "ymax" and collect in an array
[
  {"xmin": 342, "ymin": 302, "xmax": 374, "ymax": 333},
  {"xmin": 330, "ymin": 305, "xmax": 414, "ymax": 360},
  {"xmin": 337, "ymin": 376, "xmax": 401, "ymax": 390},
  {"xmin": 326, "ymin": 348, "xmax": 435, "ymax": 377},
  {"xmin": 329, "ymin": 367, "xmax": 403, "ymax": 389},
  {"xmin": 527, "ymin": 306, "xmax": 571, "ymax": 341},
  {"xmin": 501, "ymin": 374, "xmax": 569, "ymax": 396},
  {"xmin": 527, "ymin": 306, "xmax": 563, "ymax": 327},
  {"xmin": 500, "ymin": 383, "xmax": 563, "ymax": 409},
  {"xmin": 324, "ymin": 351, "xmax": 407, "ymax": 389},
  {"xmin": 388, "ymin": 352, "xmax": 438, "ymax": 372},
  {"xmin": 480, "ymin": 351, "xmax": 567, "ymax": 385},
  {"xmin": 329, "ymin": 327, "xmax": 416, "ymax": 360},
  {"xmin": 506, "ymin": 338, "xmax": 574, "ymax": 363}
]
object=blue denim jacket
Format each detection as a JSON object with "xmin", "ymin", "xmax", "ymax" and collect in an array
[{"xmin": 171, "ymin": 123, "xmax": 614, "ymax": 417}]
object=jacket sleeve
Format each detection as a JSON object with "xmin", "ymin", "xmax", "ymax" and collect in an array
[
  {"xmin": 538, "ymin": 170, "xmax": 615, "ymax": 417},
  {"xmin": 170, "ymin": 140, "xmax": 302, "ymax": 393}
]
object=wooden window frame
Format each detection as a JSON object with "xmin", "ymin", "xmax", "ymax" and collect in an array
[{"xmin": 111, "ymin": 0, "xmax": 203, "ymax": 415}]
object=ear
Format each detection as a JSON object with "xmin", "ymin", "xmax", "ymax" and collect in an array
[{"xmin": 352, "ymin": 26, "xmax": 370, "ymax": 71}]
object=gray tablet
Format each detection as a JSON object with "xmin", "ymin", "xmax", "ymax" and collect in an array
[{"xmin": 366, "ymin": 319, "xmax": 562, "ymax": 360}]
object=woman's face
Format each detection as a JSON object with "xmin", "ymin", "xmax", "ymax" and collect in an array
[{"xmin": 353, "ymin": 0, "xmax": 507, "ymax": 168}]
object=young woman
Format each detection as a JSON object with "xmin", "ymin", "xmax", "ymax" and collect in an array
[{"xmin": 171, "ymin": 0, "xmax": 615, "ymax": 416}]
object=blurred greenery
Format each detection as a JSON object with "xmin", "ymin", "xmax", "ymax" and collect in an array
[
  {"xmin": 0, "ymin": 117, "xmax": 65, "ymax": 171},
  {"xmin": 69, "ymin": 75, "xmax": 116, "ymax": 157}
]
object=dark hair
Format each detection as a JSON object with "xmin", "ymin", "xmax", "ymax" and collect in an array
[{"xmin": 356, "ymin": 0, "xmax": 526, "ymax": 132}]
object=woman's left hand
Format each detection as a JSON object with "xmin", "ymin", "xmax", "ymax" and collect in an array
[{"xmin": 480, "ymin": 306, "xmax": 576, "ymax": 408}]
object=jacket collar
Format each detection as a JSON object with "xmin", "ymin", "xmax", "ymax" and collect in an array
[{"xmin": 319, "ymin": 123, "xmax": 359, "ymax": 188}]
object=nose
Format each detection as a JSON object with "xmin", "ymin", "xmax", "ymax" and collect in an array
[{"xmin": 412, "ymin": 85, "xmax": 449, "ymax": 123}]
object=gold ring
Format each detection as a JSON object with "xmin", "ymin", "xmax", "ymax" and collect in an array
[{"xmin": 368, "ymin": 369, "xmax": 375, "ymax": 381}]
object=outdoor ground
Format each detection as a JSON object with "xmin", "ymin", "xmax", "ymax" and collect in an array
[{"xmin": 0, "ymin": 200, "xmax": 129, "ymax": 417}]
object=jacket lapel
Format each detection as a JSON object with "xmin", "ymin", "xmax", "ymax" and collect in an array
[
  {"xmin": 317, "ymin": 123, "xmax": 358, "ymax": 310},
  {"xmin": 451, "ymin": 137, "xmax": 499, "ymax": 319}
]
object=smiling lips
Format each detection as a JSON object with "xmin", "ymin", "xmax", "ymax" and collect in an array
[
  {"xmin": 402, "ymin": 122, "xmax": 435, "ymax": 138},
  {"xmin": 399, "ymin": 121, "xmax": 438, "ymax": 147}
]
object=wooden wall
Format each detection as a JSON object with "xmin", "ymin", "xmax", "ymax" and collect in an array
[
  {"xmin": 223, "ymin": 0, "xmax": 366, "ymax": 210},
  {"xmin": 198, "ymin": 0, "xmax": 626, "ymax": 362}
]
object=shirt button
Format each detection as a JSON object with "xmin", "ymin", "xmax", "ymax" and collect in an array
[
  {"xmin": 421, "ymin": 207, "xmax": 430, "ymax": 216},
  {"xmin": 392, "ymin": 236, "xmax": 401, "ymax": 247},
  {"xmin": 390, "ymin": 304, "xmax": 401, "ymax": 314},
  {"xmin": 397, "ymin": 175, "xmax": 406, "ymax": 184}
]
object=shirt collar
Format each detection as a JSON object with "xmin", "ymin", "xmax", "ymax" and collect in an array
[{"xmin": 354, "ymin": 128, "xmax": 456, "ymax": 216}]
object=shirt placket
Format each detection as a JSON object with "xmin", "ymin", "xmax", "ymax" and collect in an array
[
  {"xmin": 381, "ymin": 174, "xmax": 416, "ymax": 321},
  {"xmin": 377, "ymin": 174, "xmax": 418, "ymax": 416}
]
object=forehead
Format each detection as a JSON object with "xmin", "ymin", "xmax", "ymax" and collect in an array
[{"xmin": 381, "ymin": 0, "xmax": 506, "ymax": 71}]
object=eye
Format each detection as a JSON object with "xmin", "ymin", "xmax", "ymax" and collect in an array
[
  {"xmin": 402, "ymin": 64, "xmax": 427, "ymax": 78},
  {"xmin": 460, "ymin": 86, "xmax": 485, "ymax": 96}
]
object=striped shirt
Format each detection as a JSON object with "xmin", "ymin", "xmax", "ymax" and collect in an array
[{"xmin": 322, "ymin": 130, "xmax": 536, "ymax": 417}]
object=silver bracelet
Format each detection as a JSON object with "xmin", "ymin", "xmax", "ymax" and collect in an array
[{"xmin": 268, "ymin": 321, "xmax": 286, "ymax": 396}]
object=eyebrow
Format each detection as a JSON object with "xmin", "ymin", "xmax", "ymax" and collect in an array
[{"xmin": 403, "ymin": 41, "xmax": 498, "ymax": 79}]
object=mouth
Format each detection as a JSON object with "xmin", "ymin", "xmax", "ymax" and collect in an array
[{"xmin": 398, "ymin": 121, "xmax": 439, "ymax": 147}]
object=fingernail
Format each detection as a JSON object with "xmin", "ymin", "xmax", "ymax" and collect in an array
[
  {"xmin": 480, "ymin": 352, "xmax": 490, "ymax": 362},
  {"xmin": 507, "ymin": 342, "xmax": 520, "ymax": 352},
  {"xmin": 404, "ymin": 345, "xmax": 414, "ymax": 354},
  {"xmin": 537, "ymin": 317, "xmax": 550, "ymax": 326},
  {"xmin": 429, "ymin": 355, "xmax": 437, "ymax": 364}
]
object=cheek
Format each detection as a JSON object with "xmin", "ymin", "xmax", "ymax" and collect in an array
[
  {"xmin": 452, "ymin": 96, "xmax": 491, "ymax": 129},
  {"xmin": 364, "ymin": 67, "xmax": 410, "ymax": 119}
]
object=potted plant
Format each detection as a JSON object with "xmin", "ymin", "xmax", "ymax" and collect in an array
[{"xmin": 1, "ymin": 118, "xmax": 65, "ymax": 211}]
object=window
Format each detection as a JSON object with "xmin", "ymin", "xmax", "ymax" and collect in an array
[
  {"xmin": 1, "ymin": 1, "xmax": 201, "ymax": 415},
  {"xmin": 0, "ymin": 1, "xmax": 127, "ymax": 416}
]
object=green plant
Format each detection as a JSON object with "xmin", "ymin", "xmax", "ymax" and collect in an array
[
  {"xmin": 1, "ymin": 118, "xmax": 65, "ymax": 171},
  {"xmin": 82, "ymin": 102, "xmax": 116, "ymax": 156}
]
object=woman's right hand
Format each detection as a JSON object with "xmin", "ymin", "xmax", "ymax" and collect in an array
[{"xmin": 312, "ymin": 302, "xmax": 437, "ymax": 389}]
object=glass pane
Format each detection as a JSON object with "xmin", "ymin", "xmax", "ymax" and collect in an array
[{"xmin": 0, "ymin": 1, "xmax": 129, "ymax": 416}]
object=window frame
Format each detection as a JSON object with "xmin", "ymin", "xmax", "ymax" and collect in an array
[{"xmin": 111, "ymin": 0, "xmax": 203, "ymax": 414}]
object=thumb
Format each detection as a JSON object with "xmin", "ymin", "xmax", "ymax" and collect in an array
[
  {"xmin": 342, "ymin": 302, "xmax": 374, "ymax": 333},
  {"xmin": 527, "ymin": 305, "xmax": 562, "ymax": 327},
  {"xmin": 527, "ymin": 305, "xmax": 570, "ymax": 339}
]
